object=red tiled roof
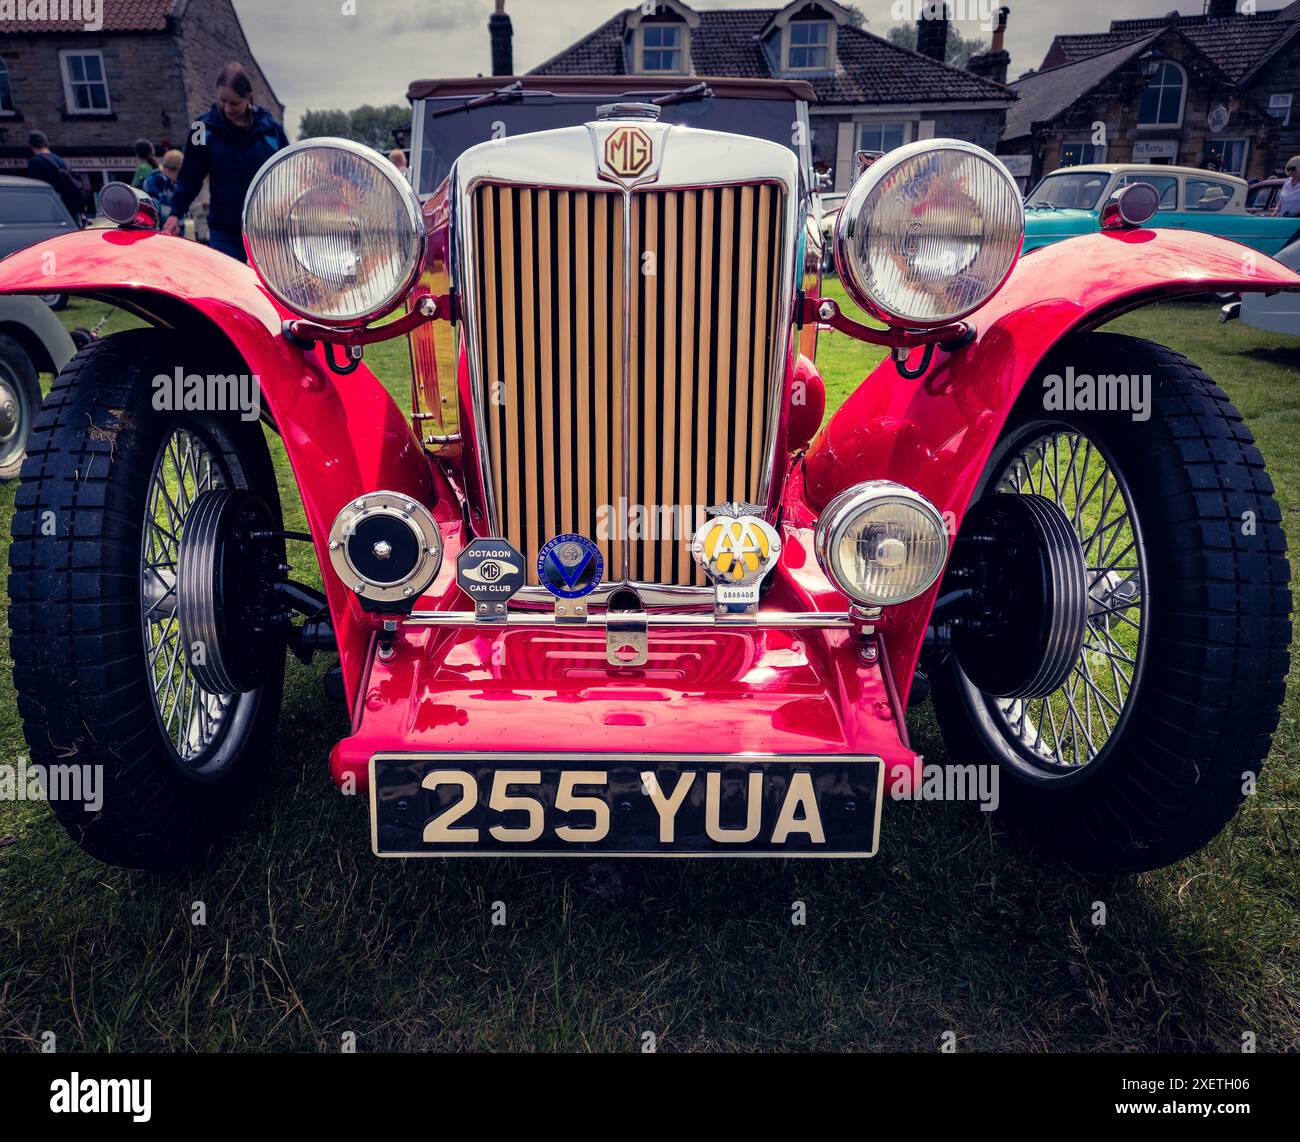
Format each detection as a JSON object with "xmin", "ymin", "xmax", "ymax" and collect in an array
[{"xmin": 2, "ymin": 0, "xmax": 175, "ymax": 33}]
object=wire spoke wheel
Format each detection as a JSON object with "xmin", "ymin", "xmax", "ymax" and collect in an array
[
  {"xmin": 977, "ymin": 423, "xmax": 1148, "ymax": 775},
  {"xmin": 12, "ymin": 329, "xmax": 285, "ymax": 868},
  {"xmin": 139, "ymin": 425, "xmax": 236, "ymax": 767},
  {"xmin": 931, "ymin": 333, "xmax": 1288, "ymax": 871}
]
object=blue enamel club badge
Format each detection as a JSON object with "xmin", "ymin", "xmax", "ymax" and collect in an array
[{"xmin": 537, "ymin": 534, "xmax": 604, "ymax": 599}]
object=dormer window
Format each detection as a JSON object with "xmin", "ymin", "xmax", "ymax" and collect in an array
[
  {"xmin": 786, "ymin": 21, "xmax": 831, "ymax": 70},
  {"xmin": 627, "ymin": 1, "xmax": 698, "ymax": 76},
  {"xmin": 642, "ymin": 24, "xmax": 685, "ymax": 73}
]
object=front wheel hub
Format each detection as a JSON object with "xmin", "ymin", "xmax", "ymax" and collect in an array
[
  {"xmin": 948, "ymin": 493, "xmax": 1089, "ymax": 699},
  {"xmin": 0, "ymin": 376, "xmax": 23, "ymax": 458},
  {"xmin": 176, "ymin": 489, "xmax": 281, "ymax": 695}
]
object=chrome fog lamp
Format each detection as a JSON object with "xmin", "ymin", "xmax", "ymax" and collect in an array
[
  {"xmin": 100, "ymin": 181, "xmax": 159, "ymax": 230},
  {"xmin": 833, "ymin": 139, "xmax": 1024, "ymax": 327},
  {"xmin": 328, "ymin": 492, "xmax": 443, "ymax": 608},
  {"xmin": 1101, "ymin": 182, "xmax": 1160, "ymax": 230},
  {"xmin": 815, "ymin": 482, "xmax": 949, "ymax": 607},
  {"xmin": 243, "ymin": 138, "xmax": 425, "ymax": 326}
]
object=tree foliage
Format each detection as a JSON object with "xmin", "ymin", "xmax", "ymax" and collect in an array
[
  {"xmin": 298, "ymin": 104, "xmax": 409, "ymax": 149},
  {"xmin": 886, "ymin": 23, "xmax": 988, "ymax": 69}
]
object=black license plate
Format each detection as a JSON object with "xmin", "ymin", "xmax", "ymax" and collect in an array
[{"xmin": 369, "ymin": 754, "xmax": 883, "ymax": 857}]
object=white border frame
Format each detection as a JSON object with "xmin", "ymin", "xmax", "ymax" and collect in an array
[
  {"xmin": 784, "ymin": 18, "xmax": 835, "ymax": 73},
  {"xmin": 59, "ymin": 49, "xmax": 112, "ymax": 116},
  {"xmin": 1136, "ymin": 59, "xmax": 1186, "ymax": 130}
]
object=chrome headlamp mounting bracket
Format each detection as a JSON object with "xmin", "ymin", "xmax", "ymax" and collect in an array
[
  {"xmin": 801, "ymin": 296, "xmax": 972, "ymax": 351},
  {"xmin": 283, "ymin": 297, "xmax": 453, "ymax": 376}
]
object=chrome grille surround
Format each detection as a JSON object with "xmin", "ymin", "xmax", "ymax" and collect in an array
[{"xmin": 450, "ymin": 121, "xmax": 806, "ymax": 606}]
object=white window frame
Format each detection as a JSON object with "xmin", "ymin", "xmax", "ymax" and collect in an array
[
  {"xmin": 1207, "ymin": 137, "xmax": 1249, "ymax": 177},
  {"xmin": 0, "ymin": 58, "xmax": 15, "ymax": 117},
  {"xmin": 856, "ymin": 120, "xmax": 909, "ymax": 155},
  {"xmin": 637, "ymin": 23, "xmax": 688, "ymax": 75},
  {"xmin": 1269, "ymin": 93, "xmax": 1293, "ymax": 126},
  {"xmin": 785, "ymin": 20, "xmax": 834, "ymax": 72},
  {"xmin": 1136, "ymin": 60, "xmax": 1186, "ymax": 129},
  {"xmin": 59, "ymin": 49, "xmax": 111, "ymax": 116},
  {"xmin": 1059, "ymin": 141, "xmax": 1108, "ymax": 166}
]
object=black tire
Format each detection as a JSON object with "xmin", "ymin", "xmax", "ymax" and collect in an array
[
  {"xmin": 8, "ymin": 329, "xmax": 285, "ymax": 869},
  {"xmin": 931, "ymin": 332, "xmax": 1291, "ymax": 873},
  {"xmin": 0, "ymin": 332, "xmax": 42, "ymax": 481},
  {"xmin": 39, "ymin": 293, "xmax": 69, "ymax": 311}
]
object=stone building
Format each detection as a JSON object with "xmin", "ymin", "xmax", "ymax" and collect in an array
[
  {"xmin": 1017, "ymin": 1, "xmax": 1300, "ymax": 182},
  {"xmin": 0, "ymin": 0, "xmax": 283, "ymax": 196}
]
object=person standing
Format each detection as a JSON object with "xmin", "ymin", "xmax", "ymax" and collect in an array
[
  {"xmin": 25, "ymin": 131, "xmax": 87, "ymax": 223},
  {"xmin": 388, "ymin": 148, "xmax": 410, "ymax": 180},
  {"xmin": 163, "ymin": 63, "xmax": 288, "ymax": 262},
  {"xmin": 131, "ymin": 139, "xmax": 158, "ymax": 188},
  {"xmin": 1276, "ymin": 156, "xmax": 1300, "ymax": 217},
  {"xmin": 143, "ymin": 149, "xmax": 185, "ymax": 226}
]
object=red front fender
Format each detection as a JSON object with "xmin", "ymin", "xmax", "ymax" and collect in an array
[
  {"xmin": 803, "ymin": 227, "xmax": 1300, "ymax": 695},
  {"xmin": 0, "ymin": 229, "xmax": 431, "ymax": 710}
]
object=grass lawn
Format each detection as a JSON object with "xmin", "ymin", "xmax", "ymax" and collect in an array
[{"xmin": 0, "ymin": 289, "xmax": 1295, "ymax": 1052}]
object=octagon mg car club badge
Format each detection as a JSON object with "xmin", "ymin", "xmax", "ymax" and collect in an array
[{"xmin": 456, "ymin": 538, "xmax": 525, "ymax": 621}]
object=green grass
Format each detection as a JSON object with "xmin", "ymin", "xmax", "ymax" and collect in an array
[{"xmin": 0, "ymin": 294, "xmax": 1296, "ymax": 1052}]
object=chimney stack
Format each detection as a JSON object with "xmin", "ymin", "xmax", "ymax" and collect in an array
[
  {"xmin": 917, "ymin": 1, "xmax": 950, "ymax": 63},
  {"xmin": 991, "ymin": 6, "xmax": 1009, "ymax": 53},
  {"xmin": 966, "ymin": 7, "xmax": 1010, "ymax": 85},
  {"xmin": 1208, "ymin": 0, "xmax": 1238, "ymax": 19},
  {"xmin": 490, "ymin": 0, "xmax": 513, "ymax": 77}
]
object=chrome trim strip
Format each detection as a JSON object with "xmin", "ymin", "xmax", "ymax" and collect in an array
[
  {"xmin": 405, "ymin": 610, "xmax": 855, "ymax": 630},
  {"xmin": 620, "ymin": 189, "xmax": 633, "ymax": 582},
  {"xmin": 409, "ymin": 99, "xmax": 427, "ymax": 195},
  {"xmin": 512, "ymin": 581, "xmax": 712, "ymax": 609},
  {"xmin": 450, "ymin": 171, "xmax": 502, "ymax": 534}
]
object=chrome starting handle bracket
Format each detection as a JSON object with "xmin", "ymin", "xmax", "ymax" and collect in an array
[{"xmin": 606, "ymin": 606, "xmax": 649, "ymax": 666}]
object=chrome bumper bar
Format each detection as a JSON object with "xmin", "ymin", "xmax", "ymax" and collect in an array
[{"xmin": 404, "ymin": 610, "xmax": 857, "ymax": 631}]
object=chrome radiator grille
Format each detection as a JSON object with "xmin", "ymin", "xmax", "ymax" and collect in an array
[{"xmin": 469, "ymin": 182, "xmax": 785, "ymax": 588}]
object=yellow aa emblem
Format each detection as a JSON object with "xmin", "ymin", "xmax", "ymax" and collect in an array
[{"xmin": 702, "ymin": 518, "xmax": 773, "ymax": 582}]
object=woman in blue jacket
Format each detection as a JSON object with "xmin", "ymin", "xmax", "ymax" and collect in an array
[{"xmin": 164, "ymin": 63, "xmax": 288, "ymax": 262}]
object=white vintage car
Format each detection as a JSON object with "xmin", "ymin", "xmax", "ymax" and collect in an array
[
  {"xmin": 0, "ymin": 293, "xmax": 76, "ymax": 479},
  {"xmin": 1221, "ymin": 235, "xmax": 1300, "ymax": 333}
]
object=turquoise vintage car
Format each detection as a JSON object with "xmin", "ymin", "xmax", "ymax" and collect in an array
[{"xmin": 1023, "ymin": 164, "xmax": 1300, "ymax": 256}]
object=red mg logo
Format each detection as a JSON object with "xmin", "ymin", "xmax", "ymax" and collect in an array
[{"xmin": 603, "ymin": 126, "xmax": 654, "ymax": 180}]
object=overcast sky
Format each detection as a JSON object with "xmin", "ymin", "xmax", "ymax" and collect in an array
[{"xmin": 232, "ymin": 0, "xmax": 1243, "ymax": 137}]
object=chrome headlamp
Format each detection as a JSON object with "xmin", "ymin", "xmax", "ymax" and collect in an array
[
  {"xmin": 243, "ymin": 138, "xmax": 425, "ymax": 326},
  {"xmin": 815, "ymin": 482, "xmax": 949, "ymax": 607},
  {"xmin": 833, "ymin": 139, "xmax": 1024, "ymax": 327}
]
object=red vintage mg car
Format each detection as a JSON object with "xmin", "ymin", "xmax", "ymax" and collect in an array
[{"xmin": 1, "ymin": 77, "xmax": 1291, "ymax": 872}]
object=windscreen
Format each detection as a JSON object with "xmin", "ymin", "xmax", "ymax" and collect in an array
[{"xmin": 1026, "ymin": 171, "xmax": 1110, "ymax": 211}]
